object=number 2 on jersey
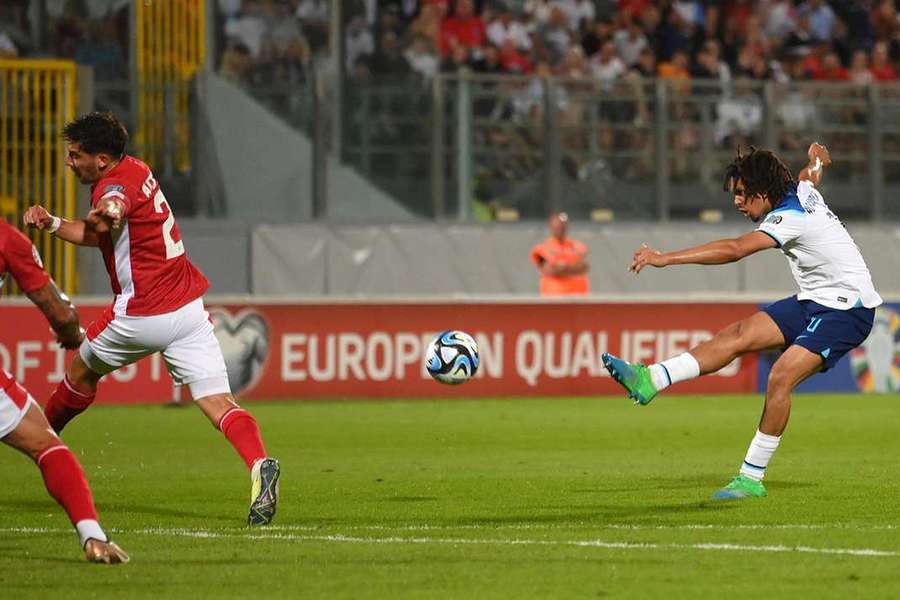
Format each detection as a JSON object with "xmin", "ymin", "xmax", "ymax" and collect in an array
[{"xmin": 153, "ymin": 189, "xmax": 185, "ymax": 259}]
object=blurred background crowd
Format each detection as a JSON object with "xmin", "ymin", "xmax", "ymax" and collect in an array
[
  {"xmin": 213, "ymin": 0, "xmax": 900, "ymax": 91},
  {"xmin": 0, "ymin": 1, "xmax": 130, "ymax": 79},
  {"xmin": 208, "ymin": 0, "xmax": 900, "ymax": 220},
  {"xmin": 5, "ymin": 1, "xmax": 900, "ymax": 220}
]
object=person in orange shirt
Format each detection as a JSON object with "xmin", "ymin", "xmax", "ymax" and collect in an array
[{"xmin": 530, "ymin": 212, "xmax": 590, "ymax": 296}]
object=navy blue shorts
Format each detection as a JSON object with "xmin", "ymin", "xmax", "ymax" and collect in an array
[{"xmin": 763, "ymin": 295, "xmax": 875, "ymax": 371}]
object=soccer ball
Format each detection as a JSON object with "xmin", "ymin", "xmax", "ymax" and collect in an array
[{"xmin": 425, "ymin": 330, "xmax": 480, "ymax": 385}]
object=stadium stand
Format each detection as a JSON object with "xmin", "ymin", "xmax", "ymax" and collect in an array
[{"xmin": 213, "ymin": 0, "xmax": 900, "ymax": 221}]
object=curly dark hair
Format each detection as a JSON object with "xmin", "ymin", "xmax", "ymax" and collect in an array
[
  {"xmin": 62, "ymin": 111, "xmax": 128, "ymax": 157},
  {"xmin": 722, "ymin": 146, "xmax": 795, "ymax": 206}
]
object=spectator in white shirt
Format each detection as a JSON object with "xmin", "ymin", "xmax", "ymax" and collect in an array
[
  {"xmin": 225, "ymin": 0, "xmax": 268, "ymax": 58},
  {"xmin": 405, "ymin": 35, "xmax": 440, "ymax": 82},
  {"xmin": 591, "ymin": 40, "xmax": 625, "ymax": 92},
  {"xmin": 612, "ymin": 19, "xmax": 648, "ymax": 67},
  {"xmin": 551, "ymin": 0, "xmax": 595, "ymax": 33},
  {"xmin": 345, "ymin": 15, "xmax": 374, "ymax": 71},
  {"xmin": 487, "ymin": 5, "xmax": 533, "ymax": 51}
]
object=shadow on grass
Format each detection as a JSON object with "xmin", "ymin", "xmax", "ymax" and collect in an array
[
  {"xmin": 764, "ymin": 480, "xmax": 817, "ymax": 490},
  {"xmin": 384, "ymin": 496, "xmax": 438, "ymax": 502},
  {"xmin": 570, "ymin": 475, "xmax": 734, "ymax": 494},
  {"xmin": 468, "ymin": 501, "xmax": 738, "ymax": 526},
  {"xmin": 571, "ymin": 475, "xmax": 817, "ymax": 494},
  {"xmin": 98, "ymin": 503, "xmax": 237, "ymax": 523},
  {"xmin": 0, "ymin": 498, "xmax": 59, "ymax": 513}
]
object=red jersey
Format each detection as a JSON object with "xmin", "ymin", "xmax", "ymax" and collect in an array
[
  {"xmin": 0, "ymin": 221, "xmax": 50, "ymax": 293},
  {"xmin": 91, "ymin": 155, "xmax": 209, "ymax": 316},
  {"xmin": 871, "ymin": 66, "xmax": 897, "ymax": 81},
  {"xmin": 440, "ymin": 16, "xmax": 486, "ymax": 56}
]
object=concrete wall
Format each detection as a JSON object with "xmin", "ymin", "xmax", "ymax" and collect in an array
[
  {"xmin": 198, "ymin": 73, "xmax": 414, "ymax": 222},
  {"xmin": 76, "ymin": 221, "xmax": 900, "ymax": 298}
]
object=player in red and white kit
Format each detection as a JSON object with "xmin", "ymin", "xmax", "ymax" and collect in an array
[
  {"xmin": 24, "ymin": 112, "xmax": 279, "ymax": 526},
  {"xmin": 0, "ymin": 221, "xmax": 128, "ymax": 563}
]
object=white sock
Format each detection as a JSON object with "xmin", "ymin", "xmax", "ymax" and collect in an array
[
  {"xmin": 648, "ymin": 352, "xmax": 700, "ymax": 391},
  {"xmin": 739, "ymin": 430, "xmax": 781, "ymax": 481},
  {"xmin": 75, "ymin": 519, "xmax": 107, "ymax": 547}
]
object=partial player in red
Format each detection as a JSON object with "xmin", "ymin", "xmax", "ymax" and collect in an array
[
  {"xmin": 0, "ymin": 220, "xmax": 128, "ymax": 563},
  {"xmin": 23, "ymin": 112, "xmax": 280, "ymax": 526}
]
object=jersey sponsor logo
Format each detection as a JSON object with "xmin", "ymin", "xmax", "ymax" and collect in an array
[
  {"xmin": 103, "ymin": 184, "xmax": 125, "ymax": 194},
  {"xmin": 838, "ymin": 296, "xmax": 848, "ymax": 303},
  {"xmin": 764, "ymin": 214, "xmax": 782, "ymax": 225}
]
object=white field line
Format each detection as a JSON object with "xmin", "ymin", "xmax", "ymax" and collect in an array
[
  {"xmin": 3, "ymin": 526, "xmax": 900, "ymax": 558},
  {"xmin": 263, "ymin": 522, "xmax": 900, "ymax": 532}
]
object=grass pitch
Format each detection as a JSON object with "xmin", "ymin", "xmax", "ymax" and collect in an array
[{"xmin": 3, "ymin": 394, "xmax": 900, "ymax": 599}]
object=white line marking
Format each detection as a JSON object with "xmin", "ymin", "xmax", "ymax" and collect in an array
[
  {"xmin": 3, "ymin": 527, "xmax": 899, "ymax": 558},
  {"xmin": 259, "ymin": 522, "xmax": 900, "ymax": 532}
]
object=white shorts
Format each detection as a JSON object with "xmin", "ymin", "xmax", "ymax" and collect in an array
[
  {"xmin": 0, "ymin": 370, "xmax": 37, "ymax": 439},
  {"xmin": 80, "ymin": 298, "xmax": 231, "ymax": 400}
]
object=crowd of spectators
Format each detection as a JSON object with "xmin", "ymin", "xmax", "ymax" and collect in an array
[
  {"xmin": 0, "ymin": 1, "xmax": 129, "ymax": 80},
  {"xmin": 218, "ymin": 1, "xmax": 900, "ymax": 151},
  {"xmin": 215, "ymin": 1, "xmax": 900, "ymax": 214},
  {"xmin": 218, "ymin": 1, "xmax": 900, "ymax": 89}
]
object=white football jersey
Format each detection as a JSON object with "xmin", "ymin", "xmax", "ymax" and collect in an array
[{"xmin": 755, "ymin": 180, "xmax": 882, "ymax": 310}]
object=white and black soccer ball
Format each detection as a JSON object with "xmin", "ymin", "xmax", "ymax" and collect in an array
[{"xmin": 425, "ymin": 330, "xmax": 480, "ymax": 385}]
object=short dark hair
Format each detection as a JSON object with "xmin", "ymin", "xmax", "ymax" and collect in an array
[
  {"xmin": 723, "ymin": 146, "xmax": 795, "ymax": 206},
  {"xmin": 62, "ymin": 111, "xmax": 128, "ymax": 157}
]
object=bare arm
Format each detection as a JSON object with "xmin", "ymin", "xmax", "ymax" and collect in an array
[
  {"xmin": 629, "ymin": 231, "xmax": 777, "ymax": 273},
  {"xmin": 23, "ymin": 206, "xmax": 99, "ymax": 246},
  {"xmin": 25, "ymin": 281, "xmax": 84, "ymax": 350},
  {"xmin": 51, "ymin": 219, "xmax": 101, "ymax": 246},
  {"xmin": 23, "ymin": 198, "xmax": 126, "ymax": 247},
  {"xmin": 797, "ymin": 142, "xmax": 831, "ymax": 187}
]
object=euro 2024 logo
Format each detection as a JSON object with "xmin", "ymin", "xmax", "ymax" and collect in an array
[
  {"xmin": 208, "ymin": 308, "xmax": 270, "ymax": 395},
  {"xmin": 849, "ymin": 306, "xmax": 900, "ymax": 393}
]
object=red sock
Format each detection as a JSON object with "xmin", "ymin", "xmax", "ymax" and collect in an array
[
  {"xmin": 36, "ymin": 445, "xmax": 99, "ymax": 525},
  {"xmin": 218, "ymin": 408, "xmax": 267, "ymax": 469},
  {"xmin": 44, "ymin": 377, "xmax": 95, "ymax": 433}
]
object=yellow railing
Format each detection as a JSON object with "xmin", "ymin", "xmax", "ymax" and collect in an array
[
  {"xmin": 0, "ymin": 59, "xmax": 77, "ymax": 295},
  {"xmin": 135, "ymin": 0, "xmax": 205, "ymax": 173}
]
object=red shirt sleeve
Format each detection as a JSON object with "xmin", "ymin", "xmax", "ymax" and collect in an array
[
  {"xmin": 2, "ymin": 225, "xmax": 50, "ymax": 293},
  {"xmin": 92, "ymin": 178, "xmax": 133, "ymax": 213}
]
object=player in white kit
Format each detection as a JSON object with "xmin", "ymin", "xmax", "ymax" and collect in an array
[
  {"xmin": 24, "ymin": 112, "xmax": 279, "ymax": 525},
  {"xmin": 601, "ymin": 143, "xmax": 881, "ymax": 499}
]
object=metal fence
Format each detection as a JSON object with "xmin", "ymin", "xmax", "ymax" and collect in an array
[
  {"xmin": 248, "ymin": 73, "xmax": 900, "ymax": 223},
  {"xmin": 0, "ymin": 59, "xmax": 78, "ymax": 294}
]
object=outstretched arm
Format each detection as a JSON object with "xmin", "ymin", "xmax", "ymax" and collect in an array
[
  {"xmin": 24, "ymin": 199, "xmax": 126, "ymax": 247},
  {"xmin": 629, "ymin": 231, "xmax": 777, "ymax": 273},
  {"xmin": 24, "ymin": 281, "xmax": 84, "ymax": 350},
  {"xmin": 798, "ymin": 142, "xmax": 831, "ymax": 186},
  {"xmin": 23, "ymin": 206, "xmax": 99, "ymax": 246}
]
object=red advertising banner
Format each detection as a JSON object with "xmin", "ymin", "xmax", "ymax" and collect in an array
[{"xmin": 0, "ymin": 301, "xmax": 759, "ymax": 403}]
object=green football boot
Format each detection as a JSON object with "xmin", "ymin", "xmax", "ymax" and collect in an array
[
  {"xmin": 712, "ymin": 474, "xmax": 767, "ymax": 500},
  {"xmin": 601, "ymin": 352, "xmax": 659, "ymax": 405}
]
